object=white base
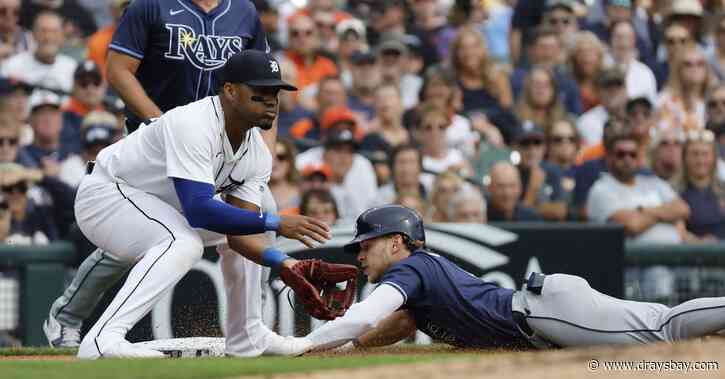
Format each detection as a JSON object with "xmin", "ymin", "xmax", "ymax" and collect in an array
[{"xmin": 133, "ymin": 337, "xmax": 226, "ymax": 358}]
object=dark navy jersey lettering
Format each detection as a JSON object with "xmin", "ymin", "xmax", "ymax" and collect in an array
[
  {"xmin": 379, "ymin": 250, "xmax": 528, "ymax": 348},
  {"xmin": 110, "ymin": 0, "xmax": 268, "ymax": 125}
]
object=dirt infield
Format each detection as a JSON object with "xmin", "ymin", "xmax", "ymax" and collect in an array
[{"xmin": 250, "ymin": 338, "xmax": 725, "ymax": 379}]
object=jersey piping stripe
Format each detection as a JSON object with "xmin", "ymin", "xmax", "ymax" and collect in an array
[
  {"xmin": 380, "ymin": 281, "xmax": 408, "ymax": 304},
  {"xmin": 526, "ymin": 304, "xmax": 725, "ymax": 334},
  {"xmin": 93, "ymin": 183, "xmax": 177, "ymax": 356},
  {"xmin": 175, "ymin": 0, "xmax": 206, "ymax": 100},
  {"xmin": 211, "ymin": 97, "xmax": 220, "ymax": 122},
  {"xmin": 54, "ymin": 250, "xmax": 106, "ymax": 318},
  {"xmin": 108, "ymin": 44, "xmax": 144, "ymax": 60},
  {"xmin": 207, "ymin": 0, "xmax": 232, "ymax": 97}
]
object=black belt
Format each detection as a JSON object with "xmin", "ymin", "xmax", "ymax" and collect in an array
[
  {"xmin": 514, "ymin": 272, "xmax": 547, "ymax": 337},
  {"xmin": 86, "ymin": 161, "xmax": 95, "ymax": 175},
  {"xmin": 513, "ymin": 311, "xmax": 533, "ymax": 336}
]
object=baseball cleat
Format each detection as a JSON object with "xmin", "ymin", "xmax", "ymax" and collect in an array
[
  {"xmin": 78, "ymin": 340, "xmax": 166, "ymax": 360},
  {"xmin": 43, "ymin": 312, "xmax": 80, "ymax": 348},
  {"xmin": 262, "ymin": 334, "xmax": 313, "ymax": 356}
]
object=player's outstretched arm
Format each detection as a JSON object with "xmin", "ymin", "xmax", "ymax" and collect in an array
[
  {"xmin": 223, "ymin": 195, "xmax": 314, "ymax": 265},
  {"xmin": 173, "ymin": 178, "xmax": 331, "ymax": 243},
  {"xmin": 304, "ymin": 283, "xmax": 405, "ymax": 352},
  {"xmin": 353, "ymin": 310, "xmax": 417, "ymax": 349}
]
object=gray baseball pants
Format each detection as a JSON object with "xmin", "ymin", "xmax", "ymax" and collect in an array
[{"xmin": 512, "ymin": 274, "xmax": 725, "ymax": 348}]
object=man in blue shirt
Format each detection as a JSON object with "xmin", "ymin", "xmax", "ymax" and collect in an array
[
  {"xmin": 304, "ymin": 205, "xmax": 725, "ymax": 351},
  {"xmin": 106, "ymin": 0, "xmax": 269, "ymax": 130}
]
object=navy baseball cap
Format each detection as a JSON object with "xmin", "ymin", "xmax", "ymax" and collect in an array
[
  {"xmin": 217, "ymin": 50, "xmax": 297, "ymax": 91},
  {"xmin": 513, "ymin": 121, "xmax": 545, "ymax": 143}
]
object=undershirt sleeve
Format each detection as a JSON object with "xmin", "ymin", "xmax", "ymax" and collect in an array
[{"xmin": 306, "ymin": 284, "xmax": 405, "ymax": 351}]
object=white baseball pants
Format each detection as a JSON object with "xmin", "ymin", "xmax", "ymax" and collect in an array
[{"xmin": 75, "ymin": 166, "xmax": 276, "ymax": 357}]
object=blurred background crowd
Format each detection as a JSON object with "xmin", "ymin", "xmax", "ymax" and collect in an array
[{"xmin": 3, "ymin": 0, "xmax": 725, "ymax": 249}]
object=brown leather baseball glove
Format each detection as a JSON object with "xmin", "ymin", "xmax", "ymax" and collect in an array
[{"xmin": 280, "ymin": 259, "xmax": 358, "ymax": 320}]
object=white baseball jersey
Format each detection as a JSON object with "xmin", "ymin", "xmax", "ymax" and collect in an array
[
  {"xmin": 95, "ymin": 96, "xmax": 273, "ymax": 209},
  {"xmin": 75, "ymin": 96, "xmax": 278, "ymax": 358}
]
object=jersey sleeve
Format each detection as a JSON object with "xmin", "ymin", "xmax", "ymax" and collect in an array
[
  {"xmin": 109, "ymin": 0, "xmax": 157, "ymax": 60},
  {"xmin": 378, "ymin": 260, "xmax": 424, "ymax": 305},
  {"xmin": 163, "ymin": 113, "xmax": 216, "ymax": 185},
  {"xmin": 227, "ymin": 130, "xmax": 272, "ymax": 207}
]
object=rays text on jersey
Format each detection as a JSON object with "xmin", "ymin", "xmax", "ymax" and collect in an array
[{"xmin": 164, "ymin": 24, "xmax": 244, "ymax": 71}]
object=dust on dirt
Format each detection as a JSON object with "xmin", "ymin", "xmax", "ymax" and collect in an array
[{"xmin": 242, "ymin": 338, "xmax": 725, "ymax": 379}]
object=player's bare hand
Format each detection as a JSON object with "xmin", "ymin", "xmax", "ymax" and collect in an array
[{"xmin": 278, "ymin": 214, "xmax": 331, "ymax": 247}]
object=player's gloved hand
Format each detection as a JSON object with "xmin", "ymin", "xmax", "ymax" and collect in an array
[
  {"xmin": 280, "ymin": 259, "xmax": 358, "ymax": 320},
  {"xmin": 277, "ymin": 215, "xmax": 331, "ymax": 248}
]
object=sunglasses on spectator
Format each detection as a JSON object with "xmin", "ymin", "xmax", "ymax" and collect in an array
[
  {"xmin": 290, "ymin": 29, "xmax": 314, "ymax": 38},
  {"xmin": 0, "ymin": 7, "xmax": 19, "ymax": 17},
  {"xmin": 0, "ymin": 137, "xmax": 18, "ymax": 147},
  {"xmin": 549, "ymin": 135, "xmax": 576, "ymax": 144},
  {"xmin": 658, "ymin": 138, "xmax": 682, "ymax": 146},
  {"xmin": 2, "ymin": 182, "xmax": 27, "ymax": 194},
  {"xmin": 78, "ymin": 78, "xmax": 102, "ymax": 88},
  {"xmin": 686, "ymin": 129, "xmax": 715, "ymax": 143},
  {"xmin": 707, "ymin": 98, "xmax": 725, "ymax": 109},
  {"xmin": 665, "ymin": 36, "xmax": 689, "ymax": 46},
  {"xmin": 627, "ymin": 108, "xmax": 652, "ymax": 118},
  {"xmin": 547, "ymin": 17, "xmax": 572, "ymax": 26},
  {"xmin": 683, "ymin": 59, "xmax": 705, "ymax": 68},
  {"xmin": 421, "ymin": 123, "xmax": 447, "ymax": 132},
  {"xmin": 518, "ymin": 139, "xmax": 544, "ymax": 147},
  {"xmin": 316, "ymin": 21, "xmax": 336, "ymax": 31},
  {"xmin": 614, "ymin": 149, "xmax": 638, "ymax": 159}
]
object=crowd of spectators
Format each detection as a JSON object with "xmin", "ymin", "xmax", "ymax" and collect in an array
[{"xmin": 3, "ymin": 0, "xmax": 725, "ymax": 249}]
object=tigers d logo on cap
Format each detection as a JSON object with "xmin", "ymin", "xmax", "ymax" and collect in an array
[{"xmin": 216, "ymin": 50, "xmax": 297, "ymax": 91}]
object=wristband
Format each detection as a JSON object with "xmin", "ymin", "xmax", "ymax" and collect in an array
[
  {"xmin": 261, "ymin": 247, "xmax": 291, "ymax": 269},
  {"xmin": 264, "ymin": 213, "xmax": 280, "ymax": 231}
]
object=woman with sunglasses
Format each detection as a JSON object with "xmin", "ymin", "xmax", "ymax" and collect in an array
[
  {"xmin": 675, "ymin": 129, "xmax": 725, "ymax": 241},
  {"xmin": 269, "ymin": 138, "xmax": 301, "ymax": 215},
  {"xmin": 568, "ymin": 31, "xmax": 606, "ymax": 112},
  {"xmin": 656, "ymin": 44, "xmax": 714, "ymax": 133},
  {"xmin": 413, "ymin": 106, "xmax": 471, "ymax": 178},
  {"xmin": 545, "ymin": 118, "xmax": 580, "ymax": 216},
  {"xmin": 0, "ymin": 162, "xmax": 57, "ymax": 244},
  {"xmin": 514, "ymin": 66, "xmax": 569, "ymax": 134},
  {"xmin": 405, "ymin": 66, "xmax": 483, "ymax": 159},
  {"xmin": 0, "ymin": 112, "xmax": 21, "ymax": 164}
]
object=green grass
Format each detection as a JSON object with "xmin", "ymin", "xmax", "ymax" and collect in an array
[
  {"xmin": 0, "ymin": 347, "xmax": 76, "ymax": 356},
  {"xmin": 0, "ymin": 351, "xmax": 463, "ymax": 379}
]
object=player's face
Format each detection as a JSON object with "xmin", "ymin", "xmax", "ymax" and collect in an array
[
  {"xmin": 234, "ymin": 84, "xmax": 280, "ymax": 130},
  {"xmin": 357, "ymin": 235, "xmax": 395, "ymax": 283}
]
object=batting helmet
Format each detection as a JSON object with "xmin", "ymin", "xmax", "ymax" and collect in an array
[{"xmin": 343, "ymin": 205, "xmax": 426, "ymax": 254}]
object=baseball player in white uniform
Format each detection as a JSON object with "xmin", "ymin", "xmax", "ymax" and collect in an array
[{"xmin": 67, "ymin": 50, "xmax": 329, "ymax": 359}]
